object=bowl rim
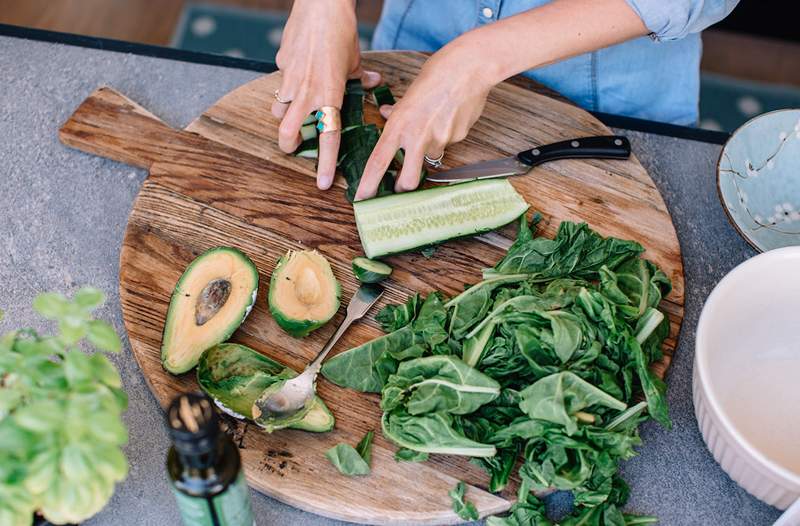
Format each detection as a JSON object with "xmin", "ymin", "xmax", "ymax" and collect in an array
[
  {"xmin": 695, "ymin": 245, "xmax": 800, "ymax": 487},
  {"xmin": 715, "ymin": 107, "xmax": 800, "ymax": 253}
]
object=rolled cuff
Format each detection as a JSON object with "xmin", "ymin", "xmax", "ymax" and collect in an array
[{"xmin": 625, "ymin": 0, "xmax": 739, "ymax": 42}]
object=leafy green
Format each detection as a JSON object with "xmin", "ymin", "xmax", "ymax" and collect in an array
[
  {"xmin": 0, "ymin": 288, "xmax": 128, "ymax": 524},
  {"xmin": 321, "ymin": 218, "xmax": 672, "ymax": 523},
  {"xmin": 381, "ymin": 355, "xmax": 500, "ymax": 415},
  {"xmin": 449, "ymin": 481, "xmax": 479, "ymax": 521},
  {"xmin": 355, "ymin": 430, "xmax": 374, "ymax": 466},
  {"xmin": 381, "ymin": 410, "xmax": 496, "ymax": 457},
  {"xmin": 325, "ymin": 443, "xmax": 370, "ymax": 477},
  {"xmin": 519, "ymin": 372, "xmax": 627, "ymax": 435},
  {"xmin": 394, "ymin": 448, "xmax": 429, "ymax": 462}
]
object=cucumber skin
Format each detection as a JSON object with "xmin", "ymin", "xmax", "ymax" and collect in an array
[
  {"xmin": 352, "ymin": 257, "xmax": 392, "ymax": 283},
  {"xmin": 353, "ymin": 179, "xmax": 529, "ymax": 259}
]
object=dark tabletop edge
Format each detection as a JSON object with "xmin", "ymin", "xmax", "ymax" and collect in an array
[{"xmin": 2, "ymin": 23, "xmax": 729, "ymax": 145}]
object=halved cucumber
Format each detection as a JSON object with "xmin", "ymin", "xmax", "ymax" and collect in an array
[
  {"xmin": 353, "ymin": 179, "xmax": 529, "ymax": 259},
  {"xmin": 352, "ymin": 256, "xmax": 392, "ymax": 283}
]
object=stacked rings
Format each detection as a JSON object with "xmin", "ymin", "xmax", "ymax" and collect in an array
[{"xmin": 424, "ymin": 152, "xmax": 444, "ymax": 169}]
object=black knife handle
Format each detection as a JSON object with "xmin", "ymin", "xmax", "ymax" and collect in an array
[{"xmin": 516, "ymin": 135, "xmax": 630, "ymax": 167}]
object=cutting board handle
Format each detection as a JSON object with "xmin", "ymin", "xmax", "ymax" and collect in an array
[{"xmin": 59, "ymin": 87, "xmax": 189, "ymax": 169}]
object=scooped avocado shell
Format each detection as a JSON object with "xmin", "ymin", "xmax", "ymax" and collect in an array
[
  {"xmin": 197, "ymin": 343, "xmax": 334, "ymax": 432},
  {"xmin": 268, "ymin": 250, "xmax": 341, "ymax": 337},
  {"xmin": 161, "ymin": 247, "xmax": 258, "ymax": 374}
]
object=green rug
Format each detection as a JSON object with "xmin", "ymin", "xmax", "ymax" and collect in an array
[{"xmin": 172, "ymin": 4, "xmax": 800, "ymax": 133}]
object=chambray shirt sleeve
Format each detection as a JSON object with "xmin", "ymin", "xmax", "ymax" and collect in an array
[{"xmin": 625, "ymin": 0, "xmax": 740, "ymax": 41}]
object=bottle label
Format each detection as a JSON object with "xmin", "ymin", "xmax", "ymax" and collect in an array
[{"xmin": 171, "ymin": 472, "xmax": 256, "ymax": 526}]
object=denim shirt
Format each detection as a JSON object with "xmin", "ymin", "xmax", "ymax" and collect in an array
[{"xmin": 372, "ymin": 0, "xmax": 739, "ymax": 125}]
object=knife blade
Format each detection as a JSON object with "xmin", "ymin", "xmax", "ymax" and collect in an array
[{"xmin": 427, "ymin": 135, "xmax": 630, "ymax": 183}]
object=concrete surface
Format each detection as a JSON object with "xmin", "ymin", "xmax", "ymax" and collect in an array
[{"xmin": 0, "ymin": 35, "xmax": 781, "ymax": 525}]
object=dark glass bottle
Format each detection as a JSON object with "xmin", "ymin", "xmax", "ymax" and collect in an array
[{"xmin": 166, "ymin": 392, "xmax": 256, "ymax": 526}]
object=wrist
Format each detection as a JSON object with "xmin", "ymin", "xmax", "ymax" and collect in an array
[{"xmin": 437, "ymin": 36, "xmax": 501, "ymax": 93}]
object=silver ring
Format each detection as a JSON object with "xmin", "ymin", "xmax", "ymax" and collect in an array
[
  {"xmin": 424, "ymin": 152, "xmax": 444, "ymax": 169},
  {"xmin": 273, "ymin": 89, "xmax": 292, "ymax": 104}
]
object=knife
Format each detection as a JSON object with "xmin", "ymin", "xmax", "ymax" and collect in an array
[{"xmin": 426, "ymin": 135, "xmax": 631, "ymax": 183}]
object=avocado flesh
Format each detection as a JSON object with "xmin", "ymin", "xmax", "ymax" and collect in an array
[
  {"xmin": 269, "ymin": 250, "xmax": 341, "ymax": 338},
  {"xmin": 197, "ymin": 343, "xmax": 334, "ymax": 433},
  {"xmin": 161, "ymin": 247, "xmax": 259, "ymax": 374}
]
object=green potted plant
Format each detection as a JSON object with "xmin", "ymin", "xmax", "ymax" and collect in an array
[{"xmin": 0, "ymin": 288, "xmax": 128, "ymax": 525}]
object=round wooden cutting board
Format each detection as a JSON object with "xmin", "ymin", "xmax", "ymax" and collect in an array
[{"xmin": 59, "ymin": 52, "xmax": 684, "ymax": 525}]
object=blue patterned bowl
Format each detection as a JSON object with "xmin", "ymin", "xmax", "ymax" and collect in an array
[{"xmin": 717, "ymin": 109, "xmax": 800, "ymax": 252}]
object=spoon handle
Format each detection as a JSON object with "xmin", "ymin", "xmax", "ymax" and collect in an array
[{"xmin": 306, "ymin": 284, "xmax": 384, "ymax": 378}]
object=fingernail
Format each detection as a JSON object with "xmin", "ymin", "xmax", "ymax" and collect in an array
[
  {"xmin": 364, "ymin": 71, "xmax": 381, "ymax": 85},
  {"xmin": 318, "ymin": 174, "xmax": 333, "ymax": 190}
]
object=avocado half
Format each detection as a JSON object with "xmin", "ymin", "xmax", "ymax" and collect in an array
[
  {"xmin": 268, "ymin": 250, "xmax": 341, "ymax": 338},
  {"xmin": 161, "ymin": 247, "xmax": 259, "ymax": 374},
  {"xmin": 197, "ymin": 343, "xmax": 334, "ymax": 433}
]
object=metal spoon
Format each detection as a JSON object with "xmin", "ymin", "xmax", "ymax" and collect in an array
[{"xmin": 252, "ymin": 283, "xmax": 384, "ymax": 421}]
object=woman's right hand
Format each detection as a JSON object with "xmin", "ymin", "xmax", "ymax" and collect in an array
[{"xmin": 272, "ymin": 0, "xmax": 382, "ymax": 190}]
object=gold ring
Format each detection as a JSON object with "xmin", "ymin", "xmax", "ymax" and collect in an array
[
  {"xmin": 274, "ymin": 89, "xmax": 292, "ymax": 104},
  {"xmin": 315, "ymin": 106, "xmax": 341, "ymax": 133}
]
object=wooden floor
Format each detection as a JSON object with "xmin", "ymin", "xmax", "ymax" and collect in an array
[{"xmin": 1, "ymin": 0, "xmax": 798, "ymax": 87}]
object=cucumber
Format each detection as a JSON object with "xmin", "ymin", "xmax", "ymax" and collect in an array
[
  {"xmin": 352, "ymin": 257, "xmax": 393, "ymax": 283},
  {"xmin": 300, "ymin": 122, "xmax": 318, "ymax": 141},
  {"xmin": 353, "ymin": 179, "xmax": 529, "ymax": 259}
]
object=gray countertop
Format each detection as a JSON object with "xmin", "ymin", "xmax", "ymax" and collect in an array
[{"xmin": 0, "ymin": 34, "xmax": 779, "ymax": 526}]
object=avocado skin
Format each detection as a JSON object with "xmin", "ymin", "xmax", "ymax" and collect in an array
[
  {"xmin": 268, "ymin": 251, "xmax": 341, "ymax": 338},
  {"xmin": 161, "ymin": 246, "xmax": 259, "ymax": 375},
  {"xmin": 197, "ymin": 343, "xmax": 334, "ymax": 433}
]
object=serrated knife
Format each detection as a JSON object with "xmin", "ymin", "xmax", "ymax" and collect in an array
[{"xmin": 426, "ymin": 135, "xmax": 631, "ymax": 183}]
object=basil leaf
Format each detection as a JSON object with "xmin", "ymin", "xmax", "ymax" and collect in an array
[{"xmin": 325, "ymin": 443, "xmax": 370, "ymax": 477}]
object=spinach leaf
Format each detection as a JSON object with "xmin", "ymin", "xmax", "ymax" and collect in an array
[
  {"xmin": 376, "ymin": 293, "xmax": 420, "ymax": 332},
  {"xmin": 355, "ymin": 430, "xmax": 374, "ymax": 466},
  {"xmin": 381, "ymin": 410, "xmax": 496, "ymax": 457},
  {"xmin": 381, "ymin": 355, "xmax": 500, "ymax": 415},
  {"xmin": 394, "ymin": 448, "xmax": 429, "ymax": 462},
  {"xmin": 486, "ymin": 491, "xmax": 552, "ymax": 526},
  {"xmin": 629, "ymin": 336, "xmax": 671, "ymax": 428},
  {"xmin": 325, "ymin": 443, "xmax": 370, "ymax": 476},
  {"xmin": 321, "ymin": 325, "xmax": 419, "ymax": 392},
  {"xmin": 449, "ymin": 481, "xmax": 479, "ymax": 521},
  {"xmin": 518, "ymin": 372, "xmax": 627, "ymax": 435}
]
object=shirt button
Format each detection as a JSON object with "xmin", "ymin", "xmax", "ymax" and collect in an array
[{"xmin": 482, "ymin": 7, "xmax": 494, "ymax": 18}]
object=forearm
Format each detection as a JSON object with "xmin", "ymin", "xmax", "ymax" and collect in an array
[{"xmin": 447, "ymin": 0, "xmax": 649, "ymax": 86}]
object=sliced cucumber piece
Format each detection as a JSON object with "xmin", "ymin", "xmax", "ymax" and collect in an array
[
  {"xmin": 353, "ymin": 179, "xmax": 529, "ymax": 259},
  {"xmin": 300, "ymin": 122, "xmax": 318, "ymax": 141},
  {"xmin": 302, "ymin": 113, "xmax": 317, "ymax": 126},
  {"xmin": 295, "ymin": 137, "xmax": 319, "ymax": 159},
  {"xmin": 352, "ymin": 257, "xmax": 393, "ymax": 283}
]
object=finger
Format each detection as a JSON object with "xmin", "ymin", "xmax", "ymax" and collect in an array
[
  {"xmin": 355, "ymin": 132, "xmax": 400, "ymax": 201},
  {"xmin": 278, "ymin": 97, "xmax": 311, "ymax": 153},
  {"xmin": 271, "ymin": 100, "xmax": 289, "ymax": 119},
  {"xmin": 317, "ymin": 129, "xmax": 340, "ymax": 190},
  {"xmin": 395, "ymin": 145, "xmax": 426, "ymax": 193},
  {"xmin": 379, "ymin": 104, "xmax": 394, "ymax": 119},
  {"xmin": 360, "ymin": 70, "xmax": 382, "ymax": 89}
]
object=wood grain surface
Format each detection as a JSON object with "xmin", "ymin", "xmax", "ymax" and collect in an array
[{"xmin": 59, "ymin": 51, "xmax": 684, "ymax": 525}]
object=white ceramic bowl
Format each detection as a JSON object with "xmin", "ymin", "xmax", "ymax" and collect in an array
[{"xmin": 694, "ymin": 246, "xmax": 800, "ymax": 510}]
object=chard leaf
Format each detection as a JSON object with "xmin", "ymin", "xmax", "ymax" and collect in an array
[
  {"xmin": 519, "ymin": 372, "xmax": 627, "ymax": 435},
  {"xmin": 629, "ymin": 336, "xmax": 671, "ymax": 428},
  {"xmin": 449, "ymin": 481, "xmax": 479, "ymax": 521},
  {"xmin": 376, "ymin": 293, "xmax": 420, "ymax": 332},
  {"xmin": 394, "ymin": 448, "xmax": 429, "ymax": 462},
  {"xmin": 381, "ymin": 355, "xmax": 500, "ymax": 415},
  {"xmin": 325, "ymin": 443, "xmax": 370, "ymax": 476},
  {"xmin": 355, "ymin": 430, "xmax": 374, "ymax": 466},
  {"xmin": 381, "ymin": 410, "xmax": 496, "ymax": 457}
]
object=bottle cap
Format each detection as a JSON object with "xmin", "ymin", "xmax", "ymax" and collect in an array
[{"xmin": 166, "ymin": 392, "xmax": 219, "ymax": 456}]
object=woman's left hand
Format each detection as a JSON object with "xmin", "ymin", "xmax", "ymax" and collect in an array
[{"xmin": 354, "ymin": 44, "xmax": 494, "ymax": 200}]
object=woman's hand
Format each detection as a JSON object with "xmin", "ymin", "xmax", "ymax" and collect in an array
[
  {"xmin": 273, "ymin": 0, "xmax": 382, "ymax": 190},
  {"xmin": 354, "ymin": 42, "xmax": 494, "ymax": 200}
]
